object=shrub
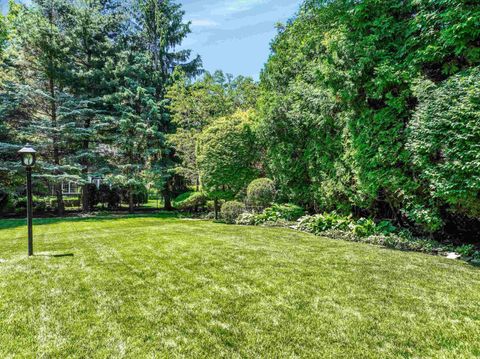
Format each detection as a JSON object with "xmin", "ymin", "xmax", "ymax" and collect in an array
[
  {"xmin": 293, "ymin": 212, "xmax": 478, "ymax": 261},
  {"xmin": 352, "ymin": 218, "xmax": 377, "ymax": 237},
  {"xmin": 408, "ymin": 68, "xmax": 480, "ymax": 219},
  {"xmin": 13, "ymin": 196, "xmax": 52, "ymax": 214},
  {"xmin": 132, "ymin": 185, "xmax": 148, "ymax": 205},
  {"xmin": 456, "ymin": 244, "xmax": 476, "ymax": 258},
  {"xmin": 236, "ymin": 212, "xmax": 256, "ymax": 225},
  {"xmin": 403, "ymin": 205, "xmax": 443, "ymax": 233},
  {"xmin": 2, "ymin": 196, "xmax": 15, "ymax": 214},
  {"xmin": 173, "ymin": 191, "xmax": 208, "ymax": 212},
  {"xmin": 63, "ymin": 198, "xmax": 81, "ymax": 208},
  {"xmin": 205, "ymin": 190, "xmax": 235, "ymax": 219},
  {"xmin": 246, "ymin": 178, "xmax": 275, "ymax": 209},
  {"xmin": 221, "ymin": 201, "xmax": 246, "ymax": 223},
  {"xmin": 0, "ymin": 189, "xmax": 9, "ymax": 213},
  {"xmin": 117, "ymin": 184, "xmax": 148, "ymax": 207},
  {"xmin": 296, "ymin": 213, "xmax": 351, "ymax": 234},
  {"xmin": 97, "ymin": 184, "xmax": 121, "ymax": 209},
  {"xmin": 375, "ymin": 220, "xmax": 397, "ymax": 235},
  {"xmin": 266, "ymin": 204, "xmax": 304, "ymax": 221},
  {"xmin": 297, "ymin": 213, "xmax": 397, "ymax": 238},
  {"xmin": 254, "ymin": 203, "xmax": 305, "ymax": 223},
  {"xmin": 82, "ymin": 183, "xmax": 98, "ymax": 210}
]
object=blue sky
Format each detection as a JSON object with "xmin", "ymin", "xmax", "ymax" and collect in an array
[
  {"xmin": 1, "ymin": 0, "xmax": 303, "ymax": 79},
  {"xmin": 180, "ymin": 0, "xmax": 302, "ymax": 79}
]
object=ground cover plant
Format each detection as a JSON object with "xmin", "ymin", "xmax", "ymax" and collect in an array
[
  {"xmin": 233, "ymin": 207, "xmax": 480, "ymax": 262},
  {"xmin": 1, "ymin": 215, "xmax": 480, "ymax": 357}
]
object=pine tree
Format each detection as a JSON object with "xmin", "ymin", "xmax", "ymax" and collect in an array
[
  {"xmin": 107, "ymin": 0, "xmax": 201, "ymax": 211},
  {"xmin": 5, "ymin": 0, "xmax": 76, "ymax": 215},
  {"xmin": 104, "ymin": 50, "xmax": 156, "ymax": 212},
  {"xmin": 65, "ymin": 0, "xmax": 125, "ymax": 211}
]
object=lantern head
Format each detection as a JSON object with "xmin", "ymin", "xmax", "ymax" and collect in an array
[{"xmin": 18, "ymin": 144, "xmax": 37, "ymax": 167}]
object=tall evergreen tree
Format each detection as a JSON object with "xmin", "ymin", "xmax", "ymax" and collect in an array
[
  {"xmin": 65, "ymin": 0, "xmax": 125, "ymax": 211},
  {"xmin": 107, "ymin": 0, "xmax": 200, "ymax": 211},
  {"xmin": 4, "ymin": 0, "xmax": 77, "ymax": 215}
]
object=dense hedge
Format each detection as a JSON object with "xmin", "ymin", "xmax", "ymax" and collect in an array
[
  {"xmin": 259, "ymin": 0, "xmax": 480, "ymax": 234},
  {"xmin": 408, "ymin": 68, "xmax": 480, "ymax": 220},
  {"xmin": 173, "ymin": 191, "xmax": 207, "ymax": 212}
]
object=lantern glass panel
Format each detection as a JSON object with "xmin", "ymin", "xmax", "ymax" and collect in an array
[{"xmin": 23, "ymin": 153, "xmax": 34, "ymax": 166}]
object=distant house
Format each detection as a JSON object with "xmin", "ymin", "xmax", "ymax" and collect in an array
[
  {"xmin": 89, "ymin": 176, "xmax": 103, "ymax": 189},
  {"xmin": 61, "ymin": 181, "xmax": 81, "ymax": 196},
  {"xmin": 53, "ymin": 176, "xmax": 103, "ymax": 196}
]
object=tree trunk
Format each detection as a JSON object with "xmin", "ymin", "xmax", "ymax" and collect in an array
[
  {"xmin": 214, "ymin": 199, "xmax": 219, "ymax": 220},
  {"xmin": 49, "ymin": 76, "xmax": 64, "ymax": 217},
  {"xmin": 81, "ymin": 118, "xmax": 92, "ymax": 212},
  {"xmin": 129, "ymin": 187, "xmax": 134, "ymax": 213},
  {"xmin": 163, "ymin": 193, "xmax": 173, "ymax": 211},
  {"xmin": 162, "ymin": 177, "xmax": 174, "ymax": 211},
  {"xmin": 81, "ymin": 182, "xmax": 90, "ymax": 212},
  {"xmin": 55, "ymin": 183, "xmax": 65, "ymax": 216}
]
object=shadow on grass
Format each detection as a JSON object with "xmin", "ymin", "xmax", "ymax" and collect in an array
[
  {"xmin": 35, "ymin": 253, "xmax": 74, "ymax": 258},
  {"xmin": 0, "ymin": 212, "xmax": 179, "ymax": 231}
]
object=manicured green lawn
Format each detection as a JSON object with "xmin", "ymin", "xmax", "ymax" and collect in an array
[{"xmin": 0, "ymin": 215, "xmax": 479, "ymax": 358}]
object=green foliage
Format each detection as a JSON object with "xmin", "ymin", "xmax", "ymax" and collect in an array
[
  {"xmin": 402, "ymin": 205, "xmax": 444, "ymax": 233},
  {"xmin": 97, "ymin": 184, "xmax": 121, "ymax": 210},
  {"xmin": 456, "ymin": 244, "xmax": 476, "ymax": 258},
  {"xmin": 167, "ymin": 70, "xmax": 258, "ymax": 187},
  {"xmin": 1, "ymin": 0, "xmax": 480, "ymax": 238},
  {"xmin": 259, "ymin": 0, "xmax": 480, "ymax": 232},
  {"xmin": 331, "ymin": 231, "xmax": 456, "ymax": 256},
  {"xmin": 293, "ymin": 212, "xmax": 475, "ymax": 259},
  {"xmin": 296, "ymin": 212, "xmax": 397, "ymax": 238},
  {"xmin": 220, "ymin": 200, "xmax": 245, "ymax": 224},
  {"xmin": 0, "ymin": 14, "xmax": 7, "ymax": 55},
  {"xmin": 246, "ymin": 178, "xmax": 275, "ymax": 209},
  {"xmin": 197, "ymin": 110, "xmax": 259, "ymax": 197},
  {"xmin": 52, "ymin": 198, "xmax": 81, "ymax": 209},
  {"xmin": 173, "ymin": 191, "xmax": 207, "ymax": 212},
  {"xmin": 206, "ymin": 190, "xmax": 234, "ymax": 202},
  {"xmin": 236, "ymin": 212, "xmax": 257, "ymax": 226},
  {"xmin": 0, "ymin": 0, "xmax": 200, "ymax": 214},
  {"xmin": 352, "ymin": 218, "xmax": 377, "ymax": 238},
  {"xmin": 296, "ymin": 212, "xmax": 351, "ymax": 234},
  {"xmin": 408, "ymin": 68, "xmax": 480, "ymax": 218},
  {"xmin": 375, "ymin": 220, "xmax": 397, "ymax": 236},
  {"xmin": 12, "ymin": 196, "xmax": 56, "ymax": 214},
  {"xmin": 255, "ymin": 203, "xmax": 305, "ymax": 223}
]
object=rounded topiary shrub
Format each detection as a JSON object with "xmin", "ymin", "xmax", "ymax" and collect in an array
[
  {"xmin": 246, "ymin": 178, "xmax": 276, "ymax": 209},
  {"xmin": 221, "ymin": 201, "xmax": 246, "ymax": 224}
]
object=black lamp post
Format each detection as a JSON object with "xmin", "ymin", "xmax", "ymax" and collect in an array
[{"xmin": 18, "ymin": 144, "xmax": 37, "ymax": 256}]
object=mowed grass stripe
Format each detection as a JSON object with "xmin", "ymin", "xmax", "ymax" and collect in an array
[{"xmin": 0, "ymin": 214, "xmax": 479, "ymax": 358}]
